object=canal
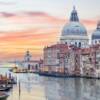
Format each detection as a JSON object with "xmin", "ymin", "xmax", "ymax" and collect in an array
[{"xmin": 0, "ymin": 63, "xmax": 100, "ymax": 100}]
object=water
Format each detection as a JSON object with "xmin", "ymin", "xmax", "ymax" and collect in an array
[{"xmin": 0, "ymin": 63, "xmax": 100, "ymax": 100}]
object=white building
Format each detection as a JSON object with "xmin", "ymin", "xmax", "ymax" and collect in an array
[
  {"xmin": 23, "ymin": 50, "xmax": 41, "ymax": 71},
  {"xmin": 92, "ymin": 21, "xmax": 100, "ymax": 45},
  {"xmin": 60, "ymin": 6, "xmax": 89, "ymax": 48},
  {"xmin": 24, "ymin": 50, "xmax": 32, "ymax": 69}
]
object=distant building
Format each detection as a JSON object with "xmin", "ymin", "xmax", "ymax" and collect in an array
[
  {"xmin": 24, "ymin": 50, "xmax": 32, "ymax": 69},
  {"xmin": 92, "ymin": 21, "xmax": 100, "ymax": 45},
  {"xmin": 23, "ymin": 51, "xmax": 40, "ymax": 71},
  {"xmin": 60, "ymin": 6, "xmax": 89, "ymax": 48}
]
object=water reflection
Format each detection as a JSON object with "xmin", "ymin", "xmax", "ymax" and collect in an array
[
  {"xmin": 41, "ymin": 78, "xmax": 100, "ymax": 100},
  {"xmin": 0, "ymin": 68, "xmax": 100, "ymax": 100}
]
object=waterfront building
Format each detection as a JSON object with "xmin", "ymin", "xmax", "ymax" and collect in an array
[
  {"xmin": 80, "ymin": 48, "xmax": 96, "ymax": 77},
  {"xmin": 41, "ymin": 6, "xmax": 100, "ymax": 78},
  {"xmin": 42, "ymin": 44, "xmax": 81, "ymax": 75},
  {"xmin": 42, "ymin": 6, "xmax": 89, "ymax": 75},
  {"xmin": 70, "ymin": 46, "xmax": 81, "ymax": 75},
  {"xmin": 43, "ymin": 44, "xmax": 100, "ymax": 77},
  {"xmin": 43, "ymin": 44, "xmax": 69, "ymax": 73},
  {"xmin": 60, "ymin": 6, "xmax": 89, "ymax": 48},
  {"xmin": 92, "ymin": 21, "xmax": 100, "ymax": 45},
  {"xmin": 92, "ymin": 45, "xmax": 100, "ymax": 77}
]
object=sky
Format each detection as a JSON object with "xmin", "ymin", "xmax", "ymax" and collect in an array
[{"xmin": 0, "ymin": 0, "xmax": 100, "ymax": 61}]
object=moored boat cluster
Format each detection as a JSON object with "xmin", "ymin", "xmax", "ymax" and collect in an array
[{"xmin": 0, "ymin": 74, "xmax": 17, "ymax": 99}]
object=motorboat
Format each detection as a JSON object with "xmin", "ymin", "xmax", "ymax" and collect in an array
[
  {"xmin": 0, "ymin": 86, "xmax": 11, "ymax": 91},
  {"xmin": 7, "ymin": 78, "xmax": 17, "ymax": 84},
  {"xmin": 0, "ymin": 84, "xmax": 13, "ymax": 91}
]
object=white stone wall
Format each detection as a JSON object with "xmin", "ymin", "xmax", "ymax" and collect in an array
[
  {"xmin": 60, "ymin": 35, "xmax": 89, "ymax": 48},
  {"xmin": 92, "ymin": 39, "xmax": 100, "ymax": 45}
]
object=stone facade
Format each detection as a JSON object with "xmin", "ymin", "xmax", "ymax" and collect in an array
[
  {"xmin": 42, "ymin": 44, "xmax": 100, "ymax": 78},
  {"xmin": 43, "ymin": 44, "xmax": 69, "ymax": 73}
]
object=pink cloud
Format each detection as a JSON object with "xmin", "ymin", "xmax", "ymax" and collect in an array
[
  {"xmin": 0, "ymin": 11, "xmax": 65, "ymax": 24},
  {"xmin": 0, "ymin": 12, "xmax": 15, "ymax": 17},
  {"xmin": 23, "ymin": 11, "xmax": 48, "ymax": 16}
]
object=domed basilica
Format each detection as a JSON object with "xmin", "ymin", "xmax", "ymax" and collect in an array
[
  {"xmin": 60, "ymin": 6, "xmax": 89, "ymax": 48},
  {"xmin": 42, "ymin": 6, "xmax": 100, "ymax": 79}
]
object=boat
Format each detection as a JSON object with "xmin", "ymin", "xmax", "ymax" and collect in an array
[
  {"xmin": 7, "ymin": 78, "xmax": 17, "ymax": 84},
  {"xmin": 6, "ymin": 84, "xmax": 13, "ymax": 89},
  {"xmin": 0, "ymin": 86, "xmax": 11, "ymax": 91},
  {"xmin": 0, "ymin": 92, "xmax": 9, "ymax": 100}
]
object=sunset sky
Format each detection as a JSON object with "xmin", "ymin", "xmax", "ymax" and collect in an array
[{"xmin": 0, "ymin": 0, "xmax": 100, "ymax": 61}]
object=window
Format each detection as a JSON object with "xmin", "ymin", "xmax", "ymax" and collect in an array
[
  {"xmin": 65, "ymin": 42, "xmax": 67, "ymax": 44},
  {"xmin": 79, "ymin": 42, "xmax": 81, "ymax": 48},
  {"xmin": 95, "ymin": 40, "xmax": 97, "ymax": 44},
  {"xmin": 75, "ymin": 42, "xmax": 77, "ymax": 46}
]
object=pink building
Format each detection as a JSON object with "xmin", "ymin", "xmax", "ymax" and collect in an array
[
  {"xmin": 41, "ymin": 43, "xmax": 100, "ymax": 78},
  {"xmin": 42, "ymin": 44, "xmax": 81, "ymax": 75},
  {"xmin": 43, "ymin": 44, "xmax": 69, "ymax": 73}
]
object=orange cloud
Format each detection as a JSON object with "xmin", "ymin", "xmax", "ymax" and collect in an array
[
  {"xmin": 0, "ymin": 11, "xmax": 98, "ymax": 61},
  {"xmin": 0, "ymin": 27, "xmax": 61, "ymax": 61}
]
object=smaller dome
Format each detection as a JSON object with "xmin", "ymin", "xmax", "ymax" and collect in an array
[
  {"xmin": 92, "ymin": 21, "xmax": 100, "ymax": 39},
  {"xmin": 62, "ymin": 22, "xmax": 87, "ymax": 36}
]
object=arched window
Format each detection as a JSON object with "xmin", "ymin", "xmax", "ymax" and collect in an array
[
  {"xmin": 95, "ymin": 40, "xmax": 97, "ymax": 44},
  {"xmin": 35, "ymin": 64, "xmax": 38, "ymax": 70},
  {"xmin": 28, "ymin": 64, "xmax": 31, "ymax": 70},
  {"xmin": 79, "ymin": 42, "xmax": 81, "ymax": 48},
  {"xmin": 75, "ymin": 42, "xmax": 77, "ymax": 47},
  {"xmin": 65, "ymin": 42, "xmax": 67, "ymax": 44}
]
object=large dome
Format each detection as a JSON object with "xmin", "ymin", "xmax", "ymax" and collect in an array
[
  {"xmin": 60, "ymin": 6, "xmax": 89, "ymax": 48},
  {"xmin": 62, "ymin": 22, "xmax": 87, "ymax": 36},
  {"xmin": 61, "ymin": 6, "xmax": 87, "ymax": 36}
]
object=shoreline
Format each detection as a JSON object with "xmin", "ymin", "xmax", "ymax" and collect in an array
[
  {"xmin": 12, "ymin": 71, "xmax": 100, "ymax": 79},
  {"xmin": 38, "ymin": 72, "xmax": 100, "ymax": 79}
]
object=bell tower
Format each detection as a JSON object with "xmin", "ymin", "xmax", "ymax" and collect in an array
[{"xmin": 24, "ymin": 50, "xmax": 32, "ymax": 62}]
